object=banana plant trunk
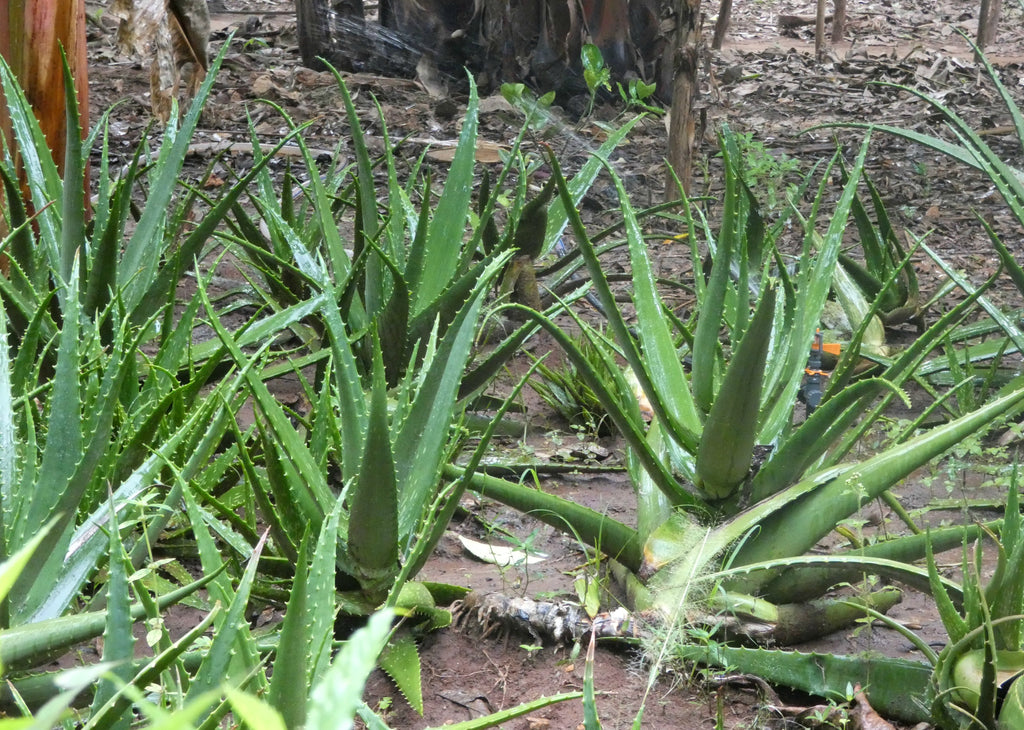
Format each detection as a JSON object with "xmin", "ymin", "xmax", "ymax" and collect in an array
[
  {"xmin": 665, "ymin": 0, "xmax": 701, "ymax": 196},
  {"xmin": 0, "ymin": 0, "xmax": 89, "ymax": 274},
  {"xmin": 0, "ymin": 0, "xmax": 88, "ymax": 172}
]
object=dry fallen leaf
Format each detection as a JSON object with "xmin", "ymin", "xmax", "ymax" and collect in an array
[
  {"xmin": 851, "ymin": 685, "xmax": 897, "ymax": 730},
  {"xmin": 457, "ymin": 535, "xmax": 547, "ymax": 567}
]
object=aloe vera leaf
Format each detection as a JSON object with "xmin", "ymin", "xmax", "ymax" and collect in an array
[
  {"xmin": 29, "ymin": 386, "xmax": 236, "ymax": 625},
  {"xmin": 136, "ymin": 127, "xmax": 313, "ymax": 328},
  {"xmin": 186, "ymin": 532, "xmax": 268, "ymax": 702},
  {"xmin": 0, "ymin": 57, "xmax": 63, "ymax": 275},
  {"xmin": 544, "ymin": 151, "xmax": 701, "ymax": 457},
  {"xmin": 762, "ymin": 523, "xmax": 982, "ymax": 604},
  {"xmin": 80, "ymin": 607, "xmax": 220, "ymax": 728},
  {"xmin": 602, "ymin": 155, "xmax": 703, "ymax": 443},
  {"xmin": 399, "ymin": 357, "xmax": 545, "ymax": 585},
  {"xmin": 760, "ymin": 140, "xmax": 870, "ymax": 440},
  {"xmin": 379, "ymin": 634, "xmax": 423, "ymax": 714},
  {"xmin": 495, "ymin": 305, "xmax": 696, "ymax": 507},
  {"xmin": 0, "ymin": 309, "xmax": 14, "ymax": 575},
  {"xmin": 831, "ymin": 250, "xmax": 887, "ymax": 355},
  {"xmin": 394, "ymin": 254, "xmax": 509, "ymax": 538},
  {"xmin": 770, "ymin": 587, "xmax": 903, "ymax": 645},
  {"xmin": 349, "ymin": 332, "xmax": 399, "ymax": 593},
  {"xmin": 444, "ymin": 463, "xmax": 643, "ymax": 571},
  {"xmin": 748, "ymin": 378, "xmax": 892, "ymax": 503},
  {"xmin": 1000, "ymin": 673, "xmax": 1024, "ymax": 728},
  {"xmin": 89, "ymin": 503, "xmax": 134, "ymax": 730},
  {"xmin": 923, "ymin": 241, "xmax": 1024, "ymax": 354},
  {"xmin": 266, "ymin": 531, "xmax": 313, "ymax": 726},
  {"xmin": 225, "ymin": 689, "xmax": 287, "ymax": 730},
  {"xmin": 832, "ymin": 88, "xmax": 1024, "ymax": 224},
  {"xmin": 675, "ymin": 644, "xmax": 931, "ymax": 724},
  {"xmin": 730, "ymin": 386, "xmax": 1024, "ymax": 583},
  {"xmin": 0, "ymin": 163, "xmax": 37, "ymax": 294},
  {"xmin": 927, "ymin": 538, "xmax": 970, "ymax": 648},
  {"xmin": 582, "ymin": 630, "xmax": 602, "ymax": 730},
  {"xmin": 632, "ymin": 422, "xmax": 677, "ymax": 543},
  {"xmin": 200, "ymin": 285, "xmax": 334, "ymax": 524},
  {"xmin": 691, "ymin": 183, "xmax": 734, "ymax": 416},
  {"xmin": 706, "ymin": 586, "xmax": 902, "ymax": 645},
  {"xmin": 825, "ymin": 260, "xmax": 996, "ymax": 465},
  {"xmin": 268, "ymin": 500, "xmax": 343, "ymax": 725},
  {"xmin": 0, "ymin": 566, "xmax": 223, "ymax": 673},
  {"xmin": 307, "ymin": 608, "xmax": 394, "ymax": 730},
  {"xmin": 989, "ymin": 483, "xmax": 1024, "ymax": 650},
  {"xmin": 423, "ymin": 692, "xmax": 584, "ymax": 730},
  {"xmin": 183, "ymin": 489, "xmax": 266, "ymax": 695},
  {"xmin": 0, "ymin": 528, "xmax": 51, "ymax": 631},
  {"xmin": 58, "ymin": 56, "xmax": 85, "ymax": 289},
  {"xmin": 117, "ymin": 44, "xmax": 226, "ymax": 305},
  {"xmin": 695, "ymin": 285, "xmax": 776, "ymax": 499},
  {"xmin": 542, "ymin": 115, "xmax": 643, "ymax": 260},
  {"xmin": 408, "ymin": 75, "xmax": 478, "ymax": 312},
  {"xmin": 20, "ymin": 266, "xmax": 82, "ymax": 544}
]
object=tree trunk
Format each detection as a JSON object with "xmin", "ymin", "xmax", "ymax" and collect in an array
[
  {"xmin": 666, "ymin": 0, "xmax": 702, "ymax": 198},
  {"xmin": 712, "ymin": 0, "xmax": 732, "ymax": 50},
  {"xmin": 831, "ymin": 0, "xmax": 846, "ymax": 42},
  {"xmin": 296, "ymin": 0, "xmax": 332, "ymax": 70},
  {"xmin": 0, "ymin": 0, "xmax": 88, "ymax": 172},
  {"xmin": 814, "ymin": 0, "xmax": 826, "ymax": 58},
  {"xmin": 976, "ymin": 0, "xmax": 1002, "ymax": 50},
  {"xmin": 0, "ymin": 0, "xmax": 89, "ymax": 275}
]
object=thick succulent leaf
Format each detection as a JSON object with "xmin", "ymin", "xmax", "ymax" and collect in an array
[
  {"xmin": 348, "ymin": 333, "xmax": 399, "ymax": 592},
  {"xmin": 446, "ymin": 463, "xmax": 643, "ymax": 571},
  {"xmin": 542, "ymin": 115, "xmax": 643, "ymax": 262},
  {"xmin": 83, "ymin": 607, "xmax": 220, "ymax": 729},
  {"xmin": 379, "ymin": 634, "xmax": 423, "ymax": 714},
  {"xmin": 186, "ymin": 531, "xmax": 268, "ymax": 702},
  {"xmin": 89, "ymin": 504, "xmax": 134, "ymax": 730},
  {"xmin": 394, "ymin": 253, "xmax": 508, "ymax": 537},
  {"xmin": 691, "ymin": 146, "xmax": 738, "ymax": 416},
  {"xmin": 1000, "ymin": 673, "xmax": 1024, "ymax": 728},
  {"xmin": 748, "ymin": 378, "xmax": 893, "ymax": 503},
  {"xmin": 695, "ymin": 285, "xmax": 775, "ymax": 499},
  {"xmin": 0, "ymin": 56, "xmax": 63, "ymax": 276},
  {"xmin": 116, "ymin": 42, "xmax": 226, "ymax": 311},
  {"xmin": 59, "ymin": 57, "xmax": 86, "ymax": 289},
  {"xmin": 0, "ymin": 567, "xmax": 222, "ymax": 673},
  {"xmin": 544, "ymin": 150, "xmax": 704, "ymax": 463},
  {"xmin": 226, "ymin": 690, "xmax": 287, "ymax": 730},
  {"xmin": 760, "ymin": 138, "xmax": 871, "ymax": 440},
  {"xmin": 307, "ymin": 609, "xmax": 394, "ymax": 730},
  {"xmin": 729, "ymin": 385, "xmax": 1024, "ymax": 587},
  {"xmin": 267, "ymin": 533, "xmax": 314, "ymax": 726},
  {"xmin": 604, "ymin": 156, "xmax": 703, "ymax": 446},
  {"xmin": 674, "ymin": 643, "xmax": 931, "ymax": 724},
  {"xmin": 414, "ymin": 75, "xmax": 479, "ymax": 312},
  {"xmin": 0, "ymin": 309, "xmax": 14, "ymax": 542}
]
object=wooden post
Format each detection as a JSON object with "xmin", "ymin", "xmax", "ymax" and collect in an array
[
  {"xmin": 814, "ymin": 0, "xmax": 826, "ymax": 58},
  {"xmin": 712, "ymin": 0, "xmax": 732, "ymax": 50},
  {"xmin": 666, "ymin": 0, "xmax": 702, "ymax": 198},
  {"xmin": 977, "ymin": 0, "xmax": 1002, "ymax": 50},
  {"xmin": 831, "ymin": 0, "xmax": 846, "ymax": 42}
]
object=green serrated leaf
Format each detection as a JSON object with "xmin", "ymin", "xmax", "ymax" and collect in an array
[{"xmin": 379, "ymin": 634, "xmax": 423, "ymax": 715}]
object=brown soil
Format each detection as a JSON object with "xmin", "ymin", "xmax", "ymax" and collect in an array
[{"xmin": 82, "ymin": 0, "xmax": 1024, "ymax": 727}]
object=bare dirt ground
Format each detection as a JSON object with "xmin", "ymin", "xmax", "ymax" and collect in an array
[{"xmin": 83, "ymin": 0, "xmax": 1024, "ymax": 727}]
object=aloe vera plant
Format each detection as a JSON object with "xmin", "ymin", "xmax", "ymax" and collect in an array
[
  {"xmin": 449, "ymin": 124, "xmax": 1024, "ymax": 664},
  {"xmin": 225, "ymin": 66, "xmax": 639, "ymax": 395}
]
